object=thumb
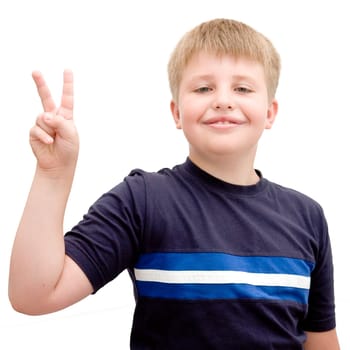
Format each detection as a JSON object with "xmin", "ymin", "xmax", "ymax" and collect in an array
[{"xmin": 44, "ymin": 113, "xmax": 78, "ymax": 142}]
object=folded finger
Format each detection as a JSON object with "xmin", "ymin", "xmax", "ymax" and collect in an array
[
  {"xmin": 35, "ymin": 112, "xmax": 56, "ymax": 138},
  {"xmin": 30, "ymin": 124, "xmax": 54, "ymax": 145}
]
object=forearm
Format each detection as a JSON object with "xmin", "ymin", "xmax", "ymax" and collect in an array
[
  {"xmin": 304, "ymin": 329, "xmax": 340, "ymax": 350},
  {"xmin": 9, "ymin": 166, "xmax": 75, "ymax": 312}
]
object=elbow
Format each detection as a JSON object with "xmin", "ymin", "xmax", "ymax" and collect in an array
[
  {"xmin": 9, "ymin": 299, "xmax": 47, "ymax": 316},
  {"xmin": 9, "ymin": 297, "xmax": 28, "ymax": 315},
  {"xmin": 8, "ymin": 287, "xmax": 45, "ymax": 316},
  {"xmin": 8, "ymin": 293, "xmax": 34, "ymax": 315},
  {"xmin": 8, "ymin": 285, "xmax": 62, "ymax": 316}
]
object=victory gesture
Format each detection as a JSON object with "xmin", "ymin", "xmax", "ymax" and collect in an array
[{"xmin": 30, "ymin": 70, "xmax": 79, "ymax": 173}]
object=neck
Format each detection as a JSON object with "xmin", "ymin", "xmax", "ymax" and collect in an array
[{"xmin": 189, "ymin": 149, "xmax": 260, "ymax": 186}]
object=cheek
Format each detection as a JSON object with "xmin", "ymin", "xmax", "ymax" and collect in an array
[
  {"xmin": 182, "ymin": 99, "xmax": 207, "ymax": 121},
  {"xmin": 245, "ymin": 102, "xmax": 269, "ymax": 125},
  {"xmin": 178, "ymin": 105, "xmax": 194, "ymax": 124}
]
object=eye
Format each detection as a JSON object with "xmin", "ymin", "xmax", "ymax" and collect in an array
[
  {"xmin": 234, "ymin": 86, "xmax": 253, "ymax": 94},
  {"xmin": 194, "ymin": 86, "xmax": 212, "ymax": 93}
]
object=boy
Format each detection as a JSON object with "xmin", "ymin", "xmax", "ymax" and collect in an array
[{"xmin": 9, "ymin": 18, "xmax": 340, "ymax": 349}]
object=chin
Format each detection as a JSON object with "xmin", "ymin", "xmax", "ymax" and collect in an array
[{"xmin": 207, "ymin": 144, "xmax": 257, "ymax": 159}]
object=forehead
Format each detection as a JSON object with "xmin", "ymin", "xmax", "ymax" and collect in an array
[{"xmin": 181, "ymin": 52, "xmax": 266, "ymax": 83}]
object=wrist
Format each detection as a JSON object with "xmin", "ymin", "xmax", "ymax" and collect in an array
[{"xmin": 35, "ymin": 163, "xmax": 77, "ymax": 185}]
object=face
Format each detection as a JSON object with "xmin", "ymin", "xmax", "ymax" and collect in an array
[{"xmin": 171, "ymin": 52, "xmax": 278, "ymax": 162}]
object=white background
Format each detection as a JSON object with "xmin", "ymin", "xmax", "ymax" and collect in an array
[{"xmin": 1, "ymin": 0, "xmax": 349, "ymax": 348}]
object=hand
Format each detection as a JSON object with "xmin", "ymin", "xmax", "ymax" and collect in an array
[{"xmin": 30, "ymin": 70, "xmax": 79, "ymax": 173}]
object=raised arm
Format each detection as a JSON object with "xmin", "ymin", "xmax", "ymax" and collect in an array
[
  {"xmin": 8, "ymin": 70, "xmax": 93, "ymax": 315},
  {"xmin": 304, "ymin": 329, "xmax": 340, "ymax": 350}
]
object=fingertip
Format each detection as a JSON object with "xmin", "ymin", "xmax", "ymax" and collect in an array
[
  {"xmin": 64, "ymin": 68, "xmax": 73, "ymax": 75},
  {"xmin": 32, "ymin": 70, "xmax": 44, "ymax": 86},
  {"xmin": 45, "ymin": 136, "xmax": 54, "ymax": 144},
  {"xmin": 44, "ymin": 112, "xmax": 53, "ymax": 122},
  {"xmin": 63, "ymin": 69, "xmax": 74, "ymax": 81},
  {"xmin": 32, "ymin": 70, "xmax": 41, "ymax": 78}
]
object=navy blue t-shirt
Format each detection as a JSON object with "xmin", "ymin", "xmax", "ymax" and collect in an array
[{"xmin": 65, "ymin": 158, "xmax": 336, "ymax": 349}]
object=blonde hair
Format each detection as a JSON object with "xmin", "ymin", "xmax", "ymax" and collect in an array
[{"xmin": 167, "ymin": 18, "xmax": 281, "ymax": 103}]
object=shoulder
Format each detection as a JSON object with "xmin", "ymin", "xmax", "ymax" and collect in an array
[
  {"xmin": 127, "ymin": 162, "xmax": 182, "ymax": 178},
  {"xmin": 264, "ymin": 179, "xmax": 328, "ymax": 233},
  {"xmin": 125, "ymin": 162, "xmax": 185, "ymax": 189},
  {"xmin": 266, "ymin": 179, "xmax": 323, "ymax": 211}
]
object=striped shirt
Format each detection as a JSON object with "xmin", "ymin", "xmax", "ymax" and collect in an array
[{"xmin": 65, "ymin": 158, "xmax": 336, "ymax": 349}]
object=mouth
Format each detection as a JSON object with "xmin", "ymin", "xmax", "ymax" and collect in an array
[{"xmin": 204, "ymin": 116, "xmax": 244, "ymax": 129}]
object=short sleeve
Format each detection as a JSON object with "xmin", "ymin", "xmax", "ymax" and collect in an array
[
  {"xmin": 64, "ymin": 172, "xmax": 146, "ymax": 292},
  {"xmin": 301, "ymin": 206, "xmax": 336, "ymax": 331}
]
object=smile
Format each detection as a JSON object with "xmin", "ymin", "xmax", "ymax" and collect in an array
[
  {"xmin": 206, "ymin": 122, "xmax": 241, "ymax": 129},
  {"xmin": 204, "ymin": 117, "xmax": 244, "ymax": 129}
]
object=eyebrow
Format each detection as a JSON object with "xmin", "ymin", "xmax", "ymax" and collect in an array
[{"xmin": 188, "ymin": 74, "xmax": 258, "ymax": 85}]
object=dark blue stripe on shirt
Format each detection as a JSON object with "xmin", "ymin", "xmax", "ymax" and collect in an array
[
  {"xmin": 135, "ymin": 252, "xmax": 314, "ymax": 276},
  {"xmin": 135, "ymin": 281, "xmax": 309, "ymax": 304}
]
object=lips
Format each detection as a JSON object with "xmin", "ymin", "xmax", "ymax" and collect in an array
[{"xmin": 204, "ymin": 116, "xmax": 244, "ymax": 126}]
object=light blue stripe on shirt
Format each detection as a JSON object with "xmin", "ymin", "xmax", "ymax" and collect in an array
[{"xmin": 135, "ymin": 252, "xmax": 314, "ymax": 275}]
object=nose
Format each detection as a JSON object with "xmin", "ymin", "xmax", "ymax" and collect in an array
[
  {"xmin": 215, "ymin": 103, "xmax": 233, "ymax": 110},
  {"xmin": 213, "ymin": 89, "xmax": 235, "ymax": 110}
]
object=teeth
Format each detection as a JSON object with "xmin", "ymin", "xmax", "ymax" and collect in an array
[{"xmin": 215, "ymin": 121, "xmax": 232, "ymax": 124}]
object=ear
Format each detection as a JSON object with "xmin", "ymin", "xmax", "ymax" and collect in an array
[
  {"xmin": 170, "ymin": 100, "xmax": 182, "ymax": 129},
  {"xmin": 265, "ymin": 99, "xmax": 278, "ymax": 130}
]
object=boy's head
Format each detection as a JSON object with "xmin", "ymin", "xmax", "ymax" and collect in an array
[{"xmin": 168, "ymin": 18, "xmax": 281, "ymax": 103}]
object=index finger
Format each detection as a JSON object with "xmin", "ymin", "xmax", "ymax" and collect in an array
[
  {"xmin": 32, "ymin": 71, "xmax": 57, "ymax": 113},
  {"xmin": 57, "ymin": 69, "xmax": 74, "ymax": 120}
]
